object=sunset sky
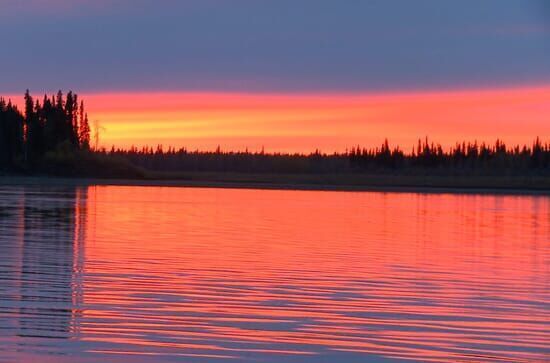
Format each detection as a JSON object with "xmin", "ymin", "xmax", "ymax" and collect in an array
[{"xmin": 2, "ymin": 0, "xmax": 549, "ymax": 152}]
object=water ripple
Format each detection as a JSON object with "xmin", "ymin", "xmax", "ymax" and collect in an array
[{"xmin": 0, "ymin": 185, "xmax": 548, "ymax": 362}]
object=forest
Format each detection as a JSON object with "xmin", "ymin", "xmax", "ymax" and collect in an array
[
  {"xmin": 1, "ymin": 91, "xmax": 549, "ymax": 180},
  {"xmin": 0, "ymin": 90, "xmax": 90, "ymax": 167}
]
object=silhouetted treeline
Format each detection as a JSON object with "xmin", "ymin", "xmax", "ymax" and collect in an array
[
  {"xmin": 104, "ymin": 137, "xmax": 550, "ymax": 176},
  {"xmin": 0, "ymin": 90, "xmax": 90, "ymax": 170},
  {"xmin": 1, "ymin": 91, "xmax": 549, "ymax": 177}
]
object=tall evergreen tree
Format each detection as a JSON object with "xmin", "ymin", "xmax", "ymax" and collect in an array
[{"xmin": 0, "ymin": 98, "xmax": 25, "ymax": 168}]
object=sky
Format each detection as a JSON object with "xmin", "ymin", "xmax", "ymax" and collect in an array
[{"xmin": 1, "ymin": 0, "xmax": 549, "ymax": 152}]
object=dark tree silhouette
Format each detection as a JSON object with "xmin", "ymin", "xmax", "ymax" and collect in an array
[
  {"xmin": 79, "ymin": 101, "xmax": 91, "ymax": 150},
  {"xmin": 0, "ymin": 91, "xmax": 91, "ymax": 171},
  {"xmin": 103, "ymin": 136, "xmax": 549, "ymax": 176},
  {"xmin": 0, "ymin": 98, "xmax": 24, "ymax": 168}
]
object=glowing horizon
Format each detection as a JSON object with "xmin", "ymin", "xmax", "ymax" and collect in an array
[{"xmin": 7, "ymin": 85, "xmax": 550, "ymax": 153}]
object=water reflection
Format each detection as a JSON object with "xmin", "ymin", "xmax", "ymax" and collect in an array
[
  {"xmin": 0, "ymin": 186, "xmax": 548, "ymax": 363},
  {"xmin": 0, "ymin": 186, "xmax": 86, "ymax": 359}
]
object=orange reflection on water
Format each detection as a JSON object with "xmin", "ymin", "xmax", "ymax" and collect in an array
[{"xmin": 76, "ymin": 186, "xmax": 549, "ymax": 362}]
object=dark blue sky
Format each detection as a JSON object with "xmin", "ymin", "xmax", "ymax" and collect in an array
[{"xmin": 1, "ymin": 0, "xmax": 549, "ymax": 93}]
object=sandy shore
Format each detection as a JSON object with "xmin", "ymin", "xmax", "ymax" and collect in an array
[{"xmin": 0, "ymin": 174, "xmax": 549, "ymax": 195}]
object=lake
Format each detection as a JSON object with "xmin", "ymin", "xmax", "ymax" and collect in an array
[{"xmin": 0, "ymin": 185, "xmax": 548, "ymax": 362}]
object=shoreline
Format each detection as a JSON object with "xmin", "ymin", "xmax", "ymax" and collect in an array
[{"xmin": 1, "ymin": 174, "xmax": 549, "ymax": 195}]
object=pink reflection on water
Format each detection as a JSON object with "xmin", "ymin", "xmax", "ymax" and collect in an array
[{"xmin": 76, "ymin": 187, "xmax": 549, "ymax": 362}]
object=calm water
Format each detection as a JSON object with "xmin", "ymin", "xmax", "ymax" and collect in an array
[{"xmin": 0, "ymin": 186, "xmax": 548, "ymax": 363}]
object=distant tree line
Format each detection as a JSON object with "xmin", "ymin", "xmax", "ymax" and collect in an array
[
  {"xmin": 0, "ymin": 90, "xmax": 90, "ymax": 170},
  {"xmin": 105, "ymin": 137, "xmax": 550, "ymax": 175},
  {"xmin": 1, "ymin": 91, "xmax": 548, "ymax": 176}
]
